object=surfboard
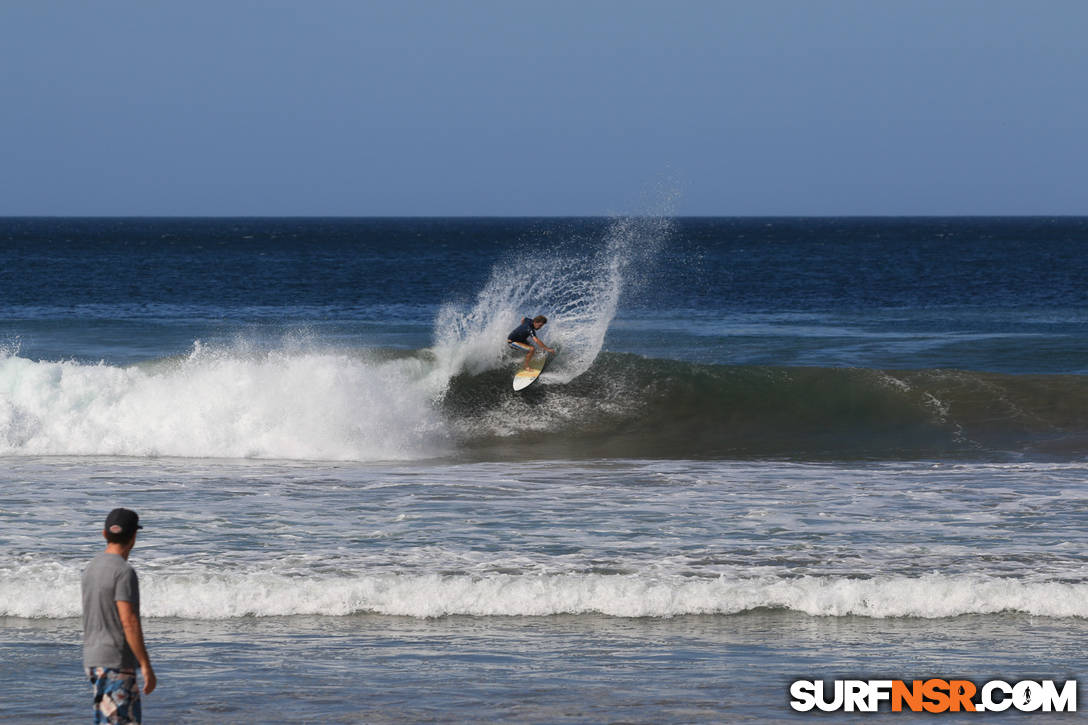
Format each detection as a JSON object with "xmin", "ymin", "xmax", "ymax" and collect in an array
[{"xmin": 512, "ymin": 349, "xmax": 552, "ymax": 391}]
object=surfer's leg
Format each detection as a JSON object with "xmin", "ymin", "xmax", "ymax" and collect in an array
[{"xmin": 508, "ymin": 341, "xmax": 533, "ymax": 369}]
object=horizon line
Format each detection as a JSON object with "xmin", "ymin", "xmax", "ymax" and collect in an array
[{"xmin": 3, "ymin": 213, "xmax": 1087, "ymax": 220}]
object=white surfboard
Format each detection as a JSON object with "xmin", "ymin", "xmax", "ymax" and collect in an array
[{"xmin": 512, "ymin": 349, "xmax": 552, "ymax": 391}]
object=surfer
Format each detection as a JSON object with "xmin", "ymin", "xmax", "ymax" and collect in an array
[{"xmin": 507, "ymin": 315, "xmax": 555, "ymax": 370}]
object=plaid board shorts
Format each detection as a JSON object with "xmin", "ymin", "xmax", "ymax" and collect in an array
[{"xmin": 87, "ymin": 667, "xmax": 141, "ymax": 724}]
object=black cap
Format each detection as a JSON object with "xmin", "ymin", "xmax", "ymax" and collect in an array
[{"xmin": 104, "ymin": 508, "xmax": 143, "ymax": 538}]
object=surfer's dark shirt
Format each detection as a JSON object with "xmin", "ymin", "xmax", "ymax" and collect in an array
[{"xmin": 507, "ymin": 317, "xmax": 537, "ymax": 344}]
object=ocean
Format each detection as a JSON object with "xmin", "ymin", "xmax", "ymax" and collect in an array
[{"xmin": 1, "ymin": 217, "xmax": 1086, "ymax": 722}]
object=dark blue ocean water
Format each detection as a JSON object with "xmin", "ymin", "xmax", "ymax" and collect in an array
[
  {"xmin": 3, "ymin": 217, "xmax": 1087, "ymax": 372},
  {"xmin": 2, "ymin": 218, "xmax": 1086, "ymax": 722}
]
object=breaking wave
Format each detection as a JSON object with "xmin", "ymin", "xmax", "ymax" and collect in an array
[
  {"xmin": 3, "ymin": 345, "xmax": 1088, "ymax": 461},
  {"xmin": 4, "ymin": 562, "xmax": 1085, "ymax": 620}
]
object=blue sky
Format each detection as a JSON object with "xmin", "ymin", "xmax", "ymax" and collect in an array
[{"xmin": 2, "ymin": 0, "xmax": 1085, "ymax": 216}]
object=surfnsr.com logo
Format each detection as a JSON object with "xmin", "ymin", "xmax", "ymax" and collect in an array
[{"xmin": 790, "ymin": 679, "xmax": 1077, "ymax": 713}]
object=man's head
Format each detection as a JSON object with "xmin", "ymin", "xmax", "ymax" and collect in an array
[
  {"xmin": 103, "ymin": 508, "xmax": 142, "ymax": 545},
  {"xmin": 532, "ymin": 315, "xmax": 547, "ymax": 329}
]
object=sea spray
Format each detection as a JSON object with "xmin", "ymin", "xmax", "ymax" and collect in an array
[{"xmin": 432, "ymin": 214, "xmax": 672, "ymax": 386}]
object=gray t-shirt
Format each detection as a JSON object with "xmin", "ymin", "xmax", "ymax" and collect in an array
[{"xmin": 81, "ymin": 551, "xmax": 140, "ymax": 670}]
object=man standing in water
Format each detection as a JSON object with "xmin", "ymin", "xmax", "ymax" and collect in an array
[
  {"xmin": 82, "ymin": 508, "xmax": 156, "ymax": 724},
  {"xmin": 507, "ymin": 315, "xmax": 555, "ymax": 369}
]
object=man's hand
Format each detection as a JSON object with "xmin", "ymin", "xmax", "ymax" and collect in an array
[{"xmin": 142, "ymin": 664, "xmax": 157, "ymax": 694}]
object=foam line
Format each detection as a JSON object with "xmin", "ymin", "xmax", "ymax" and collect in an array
[{"xmin": 5, "ymin": 565, "xmax": 1085, "ymax": 620}]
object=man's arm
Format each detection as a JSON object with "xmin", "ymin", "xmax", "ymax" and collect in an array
[
  {"xmin": 532, "ymin": 334, "xmax": 555, "ymax": 353},
  {"xmin": 116, "ymin": 599, "xmax": 157, "ymax": 694}
]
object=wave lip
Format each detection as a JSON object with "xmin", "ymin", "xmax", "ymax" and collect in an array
[{"xmin": 5, "ymin": 569, "xmax": 1085, "ymax": 620}]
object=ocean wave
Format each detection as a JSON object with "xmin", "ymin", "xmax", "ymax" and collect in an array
[
  {"xmin": 4, "ymin": 565, "xmax": 1085, "ymax": 620},
  {"xmin": 444, "ymin": 354, "xmax": 1088, "ymax": 460},
  {"xmin": 2, "ymin": 345, "xmax": 1088, "ymax": 461}
]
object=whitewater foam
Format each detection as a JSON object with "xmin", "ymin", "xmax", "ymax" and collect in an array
[
  {"xmin": 4, "ymin": 564, "xmax": 1085, "ymax": 620},
  {"xmin": 0, "ymin": 343, "xmax": 448, "ymax": 461}
]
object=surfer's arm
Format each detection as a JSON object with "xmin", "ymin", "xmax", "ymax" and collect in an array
[{"xmin": 532, "ymin": 335, "xmax": 555, "ymax": 353}]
